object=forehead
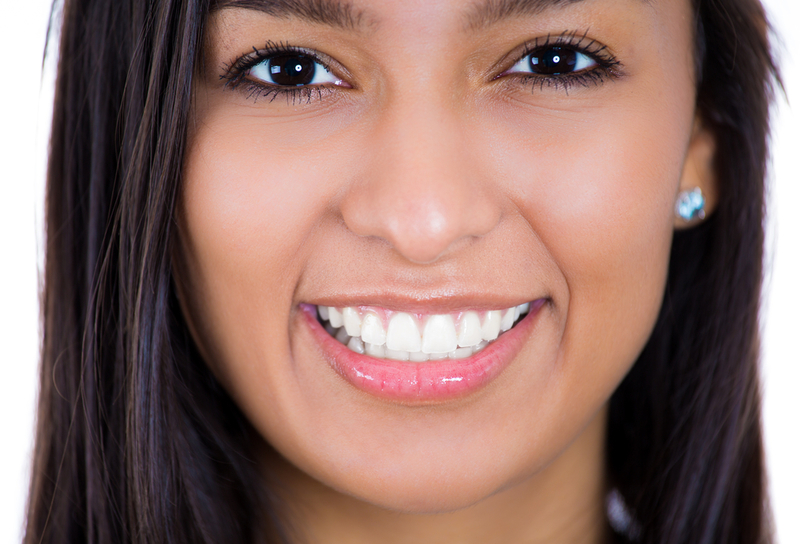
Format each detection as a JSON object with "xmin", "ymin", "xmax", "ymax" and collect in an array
[{"xmin": 211, "ymin": 0, "xmax": 658, "ymax": 33}]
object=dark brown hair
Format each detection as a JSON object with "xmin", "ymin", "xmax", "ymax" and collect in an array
[{"xmin": 25, "ymin": 0, "xmax": 778, "ymax": 542}]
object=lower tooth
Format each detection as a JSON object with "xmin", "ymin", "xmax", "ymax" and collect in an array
[
  {"xmin": 347, "ymin": 336, "xmax": 365, "ymax": 354},
  {"xmin": 409, "ymin": 351, "xmax": 429, "ymax": 362},
  {"xmin": 342, "ymin": 339, "xmax": 494, "ymax": 360},
  {"xmin": 385, "ymin": 349, "xmax": 409, "ymax": 361},
  {"xmin": 365, "ymin": 343, "xmax": 385, "ymax": 358},
  {"xmin": 335, "ymin": 327, "xmax": 350, "ymax": 344},
  {"xmin": 450, "ymin": 347, "xmax": 472, "ymax": 359}
]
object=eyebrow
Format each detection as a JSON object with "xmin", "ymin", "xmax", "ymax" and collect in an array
[
  {"xmin": 465, "ymin": 0, "xmax": 589, "ymax": 30},
  {"xmin": 211, "ymin": 0, "xmax": 368, "ymax": 30}
]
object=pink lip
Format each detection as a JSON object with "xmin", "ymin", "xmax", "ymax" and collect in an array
[{"xmin": 299, "ymin": 300, "xmax": 545, "ymax": 403}]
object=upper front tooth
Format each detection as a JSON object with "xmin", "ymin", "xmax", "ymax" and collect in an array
[
  {"xmin": 343, "ymin": 307, "xmax": 362, "ymax": 337},
  {"xmin": 422, "ymin": 314, "xmax": 458, "ymax": 354},
  {"xmin": 318, "ymin": 305, "xmax": 329, "ymax": 321},
  {"xmin": 360, "ymin": 312, "xmax": 386, "ymax": 345},
  {"xmin": 457, "ymin": 311, "xmax": 482, "ymax": 347},
  {"xmin": 386, "ymin": 312, "xmax": 422, "ymax": 352},
  {"xmin": 500, "ymin": 308, "xmax": 515, "ymax": 332},
  {"xmin": 482, "ymin": 310, "xmax": 501, "ymax": 341},
  {"xmin": 328, "ymin": 307, "xmax": 344, "ymax": 328}
]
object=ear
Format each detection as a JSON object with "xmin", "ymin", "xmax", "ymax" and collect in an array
[{"xmin": 674, "ymin": 117, "xmax": 718, "ymax": 229}]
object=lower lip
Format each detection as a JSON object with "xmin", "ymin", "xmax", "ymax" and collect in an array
[{"xmin": 300, "ymin": 300, "xmax": 545, "ymax": 403}]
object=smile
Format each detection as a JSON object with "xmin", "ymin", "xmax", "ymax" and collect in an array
[
  {"xmin": 301, "ymin": 299, "xmax": 546, "ymax": 402},
  {"xmin": 316, "ymin": 304, "xmax": 532, "ymax": 362}
]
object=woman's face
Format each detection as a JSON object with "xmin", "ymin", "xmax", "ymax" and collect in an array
[{"xmin": 177, "ymin": 0, "xmax": 713, "ymax": 516}]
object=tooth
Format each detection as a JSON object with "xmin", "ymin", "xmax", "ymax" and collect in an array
[
  {"xmin": 365, "ymin": 342, "xmax": 385, "ymax": 358},
  {"xmin": 518, "ymin": 302, "xmax": 530, "ymax": 315},
  {"xmin": 343, "ymin": 307, "xmax": 362, "ymax": 337},
  {"xmin": 457, "ymin": 311, "xmax": 482, "ymax": 347},
  {"xmin": 328, "ymin": 307, "xmax": 344, "ymax": 328},
  {"xmin": 360, "ymin": 312, "xmax": 386, "ymax": 345},
  {"xmin": 481, "ymin": 311, "xmax": 501, "ymax": 341},
  {"xmin": 335, "ymin": 327, "xmax": 350, "ymax": 344},
  {"xmin": 318, "ymin": 305, "xmax": 329, "ymax": 321},
  {"xmin": 472, "ymin": 340, "xmax": 489, "ymax": 354},
  {"xmin": 409, "ymin": 351, "xmax": 429, "ymax": 362},
  {"xmin": 514, "ymin": 305, "xmax": 521, "ymax": 321},
  {"xmin": 386, "ymin": 312, "xmax": 422, "ymax": 352},
  {"xmin": 347, "ymin": 336, "xmax": 365, "ymax": 354},
  {"xmin": 500, "ymin": 308, "xmax": 515, "ymax": 332},
  {"xmin": 385, "ymin": 348, "xmax": 410, "ymax": 361},
  {"xmin": 449, "ymin": 347, "xmax": 473, "ymax": 359},
  {"xmin": 428, "ymin": 352, "xmax": 449, "ymax": 360},
  {"xmin": 421, "ymin": 315, "xmax": 458, "ymax": 354}
]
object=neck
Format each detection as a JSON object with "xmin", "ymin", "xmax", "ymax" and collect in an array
[{"xmin": 261, "ymin": 408, "xmax": 611, "ymax": 544}]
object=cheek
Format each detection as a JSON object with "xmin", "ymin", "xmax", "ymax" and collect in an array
[
  {"xmin": 177, "ymin": 112, "xmax": 339, "ymax": 387},
  {"xmin": 481, "ymin": 97, "xmax": 690, "ymax": 395}
]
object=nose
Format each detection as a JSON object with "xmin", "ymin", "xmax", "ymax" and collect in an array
[{"xmin": 340, "ymin": 98, "xmax": 501, "ymax": 264}]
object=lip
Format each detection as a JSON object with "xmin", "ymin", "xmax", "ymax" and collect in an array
[{"xmin": 300, "ymin": 299, "xmax": 546, "ymax": 403}]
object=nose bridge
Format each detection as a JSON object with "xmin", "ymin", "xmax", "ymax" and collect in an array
[{"xmin": 341, "ymin": 93, "xmax": 500, "ymax": 264}]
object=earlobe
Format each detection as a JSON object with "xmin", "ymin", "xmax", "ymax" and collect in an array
[{"xmin": 674, "ymin": 118, "xmax": 718, "ymax": 229}]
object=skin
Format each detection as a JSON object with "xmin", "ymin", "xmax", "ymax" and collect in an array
[{"xmin": 175, "ymin": 0, "xmax": 717, "ymax": 542}]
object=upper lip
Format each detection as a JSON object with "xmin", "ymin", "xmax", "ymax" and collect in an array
[{"xmin": 305, "ymin": 293, "xmax": 545, "ymax": 313}]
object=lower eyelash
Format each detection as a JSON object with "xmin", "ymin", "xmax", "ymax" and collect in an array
[
  {"xmin": 235, "ymin": 82, "xmax": 337, "ymax": 105},
  {"xmin": 517, "ymin": 68, "xmax": 617, "ymax": 95}
]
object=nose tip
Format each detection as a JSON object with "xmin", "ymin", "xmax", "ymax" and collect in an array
[
  {"xmin": 340, "ymin": 114, "xmax": 501, "ymax": 264},
  {"xmin": 343, "ymin": 180, "xmax": 498, "ymax": 264}
]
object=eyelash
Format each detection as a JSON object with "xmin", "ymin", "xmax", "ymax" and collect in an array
[
  {"xmin": 504, "ymin": 31, "xmax": 623, "ymax": 94},
  {"xmin": 220, "ymin": 31, "xmax": 622, "ymax": 103}
]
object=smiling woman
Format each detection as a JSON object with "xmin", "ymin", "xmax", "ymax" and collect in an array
[{"xmin": 25, "ymin": 0, "xmax": 777, "ymax": 543}]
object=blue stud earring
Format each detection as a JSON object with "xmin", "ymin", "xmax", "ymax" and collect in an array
[{"xmin": 675, "ymin": 188, "xmax": 706, "ymax": 222}]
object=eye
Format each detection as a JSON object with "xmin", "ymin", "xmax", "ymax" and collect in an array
[
  {"xmin": 248, "ymin": 53, "xmax": 340, "ymax": 87},
  {"xmin": 508, "ymin": 46, "xmax": 597, "ymax": 76}
]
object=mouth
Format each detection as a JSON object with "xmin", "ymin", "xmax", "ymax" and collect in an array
[{"xmin": 301, "ymin": 300, "xmax": 545, "ymax": 403}]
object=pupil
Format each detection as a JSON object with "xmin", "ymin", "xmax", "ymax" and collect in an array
[
  {"xmin": 269, "ymin": 54, "xmax": 316, "ymax": 86},
  {"xmin": 529, "ymin": 47, "xmax": 577, "ymax": 75}
]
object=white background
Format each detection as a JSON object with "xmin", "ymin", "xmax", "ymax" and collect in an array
[{"xmin": 1, "ymin": 1, "xmax": 797, "ymax": 542}]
